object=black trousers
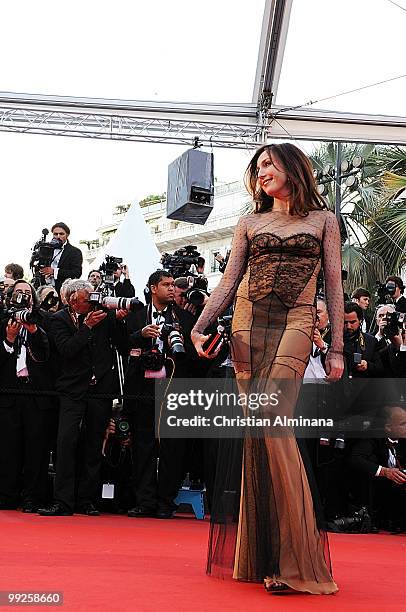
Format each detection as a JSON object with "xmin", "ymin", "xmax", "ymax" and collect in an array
[
  {"xmin": 0, "ymin": 393, "xmax": 52, "ymax": 505},
  {"xmin": 158, "ymin": 438, "xmax": 189, "ymax": 512},
  {"xmin": 127, "ymin": 394, "xmax": 158, "ymax": 511},
  {"xmin": 125, "ymin": 375, "xmax": 189, "ymax": 512},
  {"xmin": 54, "ymin": 394, "xmax": 111, "ymax": 512}
]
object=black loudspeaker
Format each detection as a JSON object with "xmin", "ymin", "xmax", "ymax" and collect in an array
[{"xmin": 167, "ymin": 148, "xmax": 214, "ymax": 225}]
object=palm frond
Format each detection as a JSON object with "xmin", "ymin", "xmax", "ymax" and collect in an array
[
  {"xmin": 342, "ymin": 244, "xmax": 386, "ymax": 296},
  {"xmin": 383, "ymin": 172, "xmax": 406, "ymax": 191},
  {"xmin": 366, "ymin": 201, "xmax": 406, "ymax": 274}
]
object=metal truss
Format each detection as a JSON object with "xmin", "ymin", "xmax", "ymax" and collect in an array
[
  {"xmin": 0, "ymin": 93, "xmax": 263, "ymax": 149},
  {"xmin": 252, "ymin": 0, "xmax": 293, "ymax": 107},
  {"xmin": 268, "ymin": 106, "xmax": 406, "ymax": 146},
  {"xmin": 1, "ymin": 91, "xmax": 406, "ymax": 148}
]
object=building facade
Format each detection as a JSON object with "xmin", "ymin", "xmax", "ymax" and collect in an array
[{"xmin": 80, "ymin": 181, "xmax": 249, "ymax": 290}]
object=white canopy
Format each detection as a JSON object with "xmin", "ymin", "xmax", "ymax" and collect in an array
[{"xmin": 88, "ymin": 202, "xmax": 161, "ymax": 301}]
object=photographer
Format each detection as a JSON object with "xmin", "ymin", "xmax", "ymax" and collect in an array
[
  {"xmin": 385, "ymin": 276, "xmax": 406, "ymax": 313},
  {"xmin": 97, "ymin": 256, "xmax": 135, "ymax": 298},
  {"xmin": 174, "ymin": 276, "xmax": 209, "ymax": 318},
  {"xmin": 374, "ymin": 304, "xmax": 406, "ymax": 377},
  {"xmin": 348, "ymin": 402, "xmax": 406, "ymax": 532},
  {"xmin": 0, "ymin": 280, "xmax": 50, "ymax": 512},
  {"xmin": 112, "ymin": 263, "xmax": 136, "ymax": 298},
  {"xmin": 344, "ymin": 302, "xmax": 383, "ymax": 379},
  {"xmin": 342, "ymin": 302, "xmax": 384, "ymax": 452},
  {"xmin": 124, "ymin": 269, "xmax": 195, "ymax": 519},
  {"xmin": 38, "ymin": 280, "xmax": 128, "ymax": 516},
  {"xmin": 161, "ymin": 246, "xmax": 209, "ymax": 316},
  {"xmin": 39, "ymin": 222, "xmax": 83, "ymax": 294},
  {"xmin": 88, "ymin": 270, "xmax": 103, "ymax": 291}
]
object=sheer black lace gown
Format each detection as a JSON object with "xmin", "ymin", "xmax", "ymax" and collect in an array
[{"xmin": 193, "ymin": 209, "xmax": 344, "ymax": 594}]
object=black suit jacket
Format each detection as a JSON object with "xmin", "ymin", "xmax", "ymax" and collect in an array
[
  {"xmin": 114, "ymin": 279, "xmax": 136, "ymax": 298},
  {"xmin": 376, "ymin": 337, "xmax": 406, "ymax": 377},
  {"xmin": 344, "ymin": 331, "xmax": 384, "ymax": 378},
  {"xmin": 51, "ymin": 308, "xmax": 128, "ymax": 400},
  {"xmin": 349, "ymin": 438, "xmax": 406, "ymax": 477},
  {"xmin": 0, "ymin": 323, "xmax": 49, "ymax": 408},
  {"xmin": 55, "ymin": 242, "xmax": 83, "ymax": 293},
  {"xmin": 395, "ymin": 295, "xmax": 406, "ymax": 313},
  {"xmin": 125, "ymin": 303, "xmax": 196, "ymax": 381}
]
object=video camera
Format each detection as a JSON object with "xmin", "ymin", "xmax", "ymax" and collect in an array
[
  {"xmin": 98, "ymin": 255, "xmax": 123, "ymax": 293},
  {"xmin": 161, "ymin": 245, "xmax": 208, "ymax": 306},
  {"xmin": 161, "ymin": 245, "xmax": 200, "ymax": 276},
  {"xmin": 30, "ymin": 229, "xmax": 63, "ymax": 289},
  {"xmin": 375, "ymin": 280, "xmax": 397, "ymax": 305}
]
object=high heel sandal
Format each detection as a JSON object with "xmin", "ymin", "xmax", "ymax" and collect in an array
[{"xmin": 264, "ymin": 579, "xmax": 296, "ymax": 594}]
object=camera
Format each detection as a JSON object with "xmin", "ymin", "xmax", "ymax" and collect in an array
[
  {"xmin": 99, "ymin": 255, "xmax": 123, "ymax": 289},
  {"xmin": 139, "ymin": 348, "xmax": 166, "ymax": 372},
  {"xmin": 383, "ymin": 311, "xmax": 406, "ymax": 338},
  {"xmin": 375, "ymin": 280, "xmax": 397, "ymax": 305},
  {"xmin": 88, "ymin": 293, "xmax": 143, "ymax": 313},
  {"xmin": 30, "ymin": 229, "xmax": 63, "ymax": 288},
  {"xmin": 328, "ymin": 506, "xmax": 372, "ymax": 533},
  {"xmin": 161, "ymin": 245, "xmax": 209, "ymax": 307},
  {"xmin": 183, "ymin": 275, "xmax": 209, "ymax": 307},
  {"xmin": 213, "ymin": 250, "xmax": 230, "ymax": 274},
  {"xmin": 202, "ymin": 314, "xmax": 232, "ymax": 357},
  {"xmin": 160, "ymin": 322, "xmax": 185, "ymax": 356},
  {"xmin": 161, "ymin": 245, "xmax": 200, "ymax": 277},
  {"xmin": 353, "ymin": 352, "xmax": 362, "ymax": 365},
  {"xmin": 113, "ymin": 414, "xmax": 131, "ymax": 442},
  {"xmin": 39, "ymin": 292, "xmax": 59, "ymax": 312},
  {"xmin": 5, "ymin": 293, "xmax": 41, "ymax": 325}
]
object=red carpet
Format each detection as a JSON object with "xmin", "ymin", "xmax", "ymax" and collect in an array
[{"xmin": 0, "ymin": 511, "xmax": 404, "ymax": 611}]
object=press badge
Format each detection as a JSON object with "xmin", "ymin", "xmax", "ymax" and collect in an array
[{"xmin": 102, "ymin": 483, "xmax": 115, "ymax": 499}]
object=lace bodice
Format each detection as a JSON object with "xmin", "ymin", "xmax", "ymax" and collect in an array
[{"xmin": 193, "ymin": 209, "xmax": 344, "ymax": 353}]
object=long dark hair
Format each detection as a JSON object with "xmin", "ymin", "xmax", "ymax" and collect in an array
[{"xmin": 244, "ymin": 143, "xmax": 327, "ymax": 216}]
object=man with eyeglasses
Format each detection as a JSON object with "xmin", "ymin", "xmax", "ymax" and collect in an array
[{"xmin": 0, "ymin": 280, "xmax": 50, "ymax": 512}]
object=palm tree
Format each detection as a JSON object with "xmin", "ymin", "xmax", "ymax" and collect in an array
[
  {"xmin": 309, "ymin": 142, "xmax": 387, "ymax": 296},
  {"xmin": 365, "ymin": 169, "xmax": 406, "ymax": 275}
]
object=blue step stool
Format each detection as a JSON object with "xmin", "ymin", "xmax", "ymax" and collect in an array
[{"xmin": 175, "ymin": 487, "xmax": 205, "ymax": 520}]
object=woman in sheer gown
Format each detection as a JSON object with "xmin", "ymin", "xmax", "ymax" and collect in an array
[{"xmin": 191, "ymin": 143, "xmax": 344, "ymax": 595}]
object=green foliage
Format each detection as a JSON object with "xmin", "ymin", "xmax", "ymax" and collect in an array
[
  {"xmin": 310, "ymin": 143, "xmax": 406, "ymax": 296},
  {"xmin": 139, "ymin": 193, "xmax": 166, "ymax": 207}
]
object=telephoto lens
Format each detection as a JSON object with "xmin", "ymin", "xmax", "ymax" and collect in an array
[
  {"xmin": 102, "ymin": 296, "xmax": 143, "ymax": 312},
  {"xmin": 167, "ymin": 329, "xmax": 186, "ymax": 355},
  {"xmin": 13, "ymin": 309, "xmax": 35, "ymax": 324}
]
